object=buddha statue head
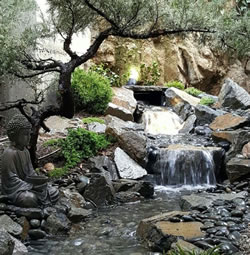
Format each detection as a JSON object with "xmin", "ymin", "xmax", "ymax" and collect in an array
[{"xmin": 7, "ymin": 115, "xmax": 32, "ymax": 150}]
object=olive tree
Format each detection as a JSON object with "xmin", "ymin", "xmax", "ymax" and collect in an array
[{"xmin": 0, "ymin": 0, "xmax": 249, "ymax": 165}]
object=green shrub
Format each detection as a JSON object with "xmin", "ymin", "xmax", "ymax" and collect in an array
[
  {"xmin": 82, "ymin": 117, "xmax": 105, "ymax": 124},
  {"xmin": 164, "ymin": 81, "xmax": 185, "ymax": 90},
  {"xmin": 199, "ymin": 96, "xmax": 215, "ymax": 106},
  {"xmin": 71, "ymin": 68, "xmax": 113, "ymax": 114},
  {"xmin": 185, "ymin": 87, "xmax": 202, "ymax": 97},
  {"xmin": 89, "ymin": 63, "xmax": 121, "ymax": 87},
  {"xmin": 48, "ymin": 167, "xmax": 68, "ymax": 178},
  {"xmin": 59, "ymin": 128, "xmax": 110, "ymax": 169},
  {"xmin": 140, "ymin": 61, "xmax": 161, "ymax": 85},
  {"xmin": 168, "ymin": 244, "xmax": 221, "ymax": 255}
]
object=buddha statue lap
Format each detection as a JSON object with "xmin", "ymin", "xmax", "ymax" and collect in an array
[{"xmin": 1, "ymin": 115, "xmax": 59, "ymax": 208}]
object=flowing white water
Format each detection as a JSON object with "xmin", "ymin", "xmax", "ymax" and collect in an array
[{"xmin": 143, "ymin": 107, "xmax": 184, "ymax": 135}]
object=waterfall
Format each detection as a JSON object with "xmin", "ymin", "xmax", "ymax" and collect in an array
[
  {"xmin": 149, "ymin": 144, "xmax": 217, "ymax": 187},
  {"xmin": 143, "ymin": 107, "xmax": 184, "ymax": 135}
]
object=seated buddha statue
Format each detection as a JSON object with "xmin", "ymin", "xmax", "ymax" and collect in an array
[{"xmin": 1, "ymin": 115, "xmax": 59, "ymax": 208}]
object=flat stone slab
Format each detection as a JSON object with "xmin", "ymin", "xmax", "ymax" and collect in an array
[
  {"xmin": 156, "ymin": 221, "xmax": 205, "ymax": 239},
  {"xmin": 181, "ymin": 191, "xmax": 247, "ymax": 210},
  {"xmin": 210, "ymin": 113, "xmax": 248, "ymax": 131}
]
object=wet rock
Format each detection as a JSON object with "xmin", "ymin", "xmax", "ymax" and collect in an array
[
  {"xmin": 6, "ymin": 205, "xmax": 43, "ymax": 220},
  {"xmin": 231, "ymin": 210, "xmax": 244, "ymax": 218},
  {"xmin": 210, "ymin": 113, "xmax": 248, "ymax": 131},
  {"xmin": 68, "ymin": 208, "xmax": 92, "ymax": 223},
  {"xmin": 218, "ymin": 78, "xmax": 250, "ymax": 110},
  {"xmin": 179, "ymin": 114, "xmax": 196, "ymax": 134},
  {"xmin": 84, "ymin": 173, "xmax": 115, "ymax": 206},
  {"xmin": 114, "ymin": 147, "xmax": 147, "ymax": 179},
  {"xmin": 115, "ymin": 191, "xmax": 142, "ymax": 203},
  {"xmin": 180, "ymin": 192, "xmax": 247, "ymax": 210},
  {"xmin": 0, "ymin": 230, "xmax": 14, "ymax": 255},
  {"xmin": 30, "ymin": 219, "xmax": 40, "ymax": 229},
  {"xmin": 11, "ymin": 235, "xmax": 28, "ymax": 254},
  {"xmin": 226, "ymin": 157, "xmax": 250, "ymax": 182},
  {"xmin": 220, "ymin": 242, "xmax": 239, "ymax": 254},
  {"xmin": 89, "ymin": 155, "xmax": 119, "ymax": 180},
  {"xmin": 28, "ymin": 229, "xmax": 46, "ymax": 240},
  {"xmin": 194, "ymin": 125, "xmax": 212, "ymax": 136},
  {"xmin": 61, "ymin": 188, "xmax": 86, "ymax": 209},
  {"xmin": 170, "ymin": 239, "xmax": 202, "ymax": 253},
  {"xmin": 112, "ymin": 179, "xmax": 154, "ymax": 198},
  {"xmin": 0, "ymin": 215, "xmax": 23, "ymax": 236},
  {"xmin": 195, "ymin": 104, "xmax": 226, "ymax": 126},
  {"xmin": 137, "ymin": 211, "xmax": 204, "ymax": 252},
  {"xmin": 43, "ymin": 211, "xmax": 71, "ymax": 235}
]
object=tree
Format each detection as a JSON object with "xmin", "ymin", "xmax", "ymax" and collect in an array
[{"xmin": 0, "ymin": 0, "xmax": 249, "ymax": 166}]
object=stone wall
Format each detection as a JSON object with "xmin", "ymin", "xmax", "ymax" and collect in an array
[{"xmin": 92, "ymin": 35, "xmax": 250, "ymax": 95}]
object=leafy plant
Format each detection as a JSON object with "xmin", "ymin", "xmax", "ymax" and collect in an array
[
  {"xmin": 199, "ymin": 96, "xmax": 215, "ymax": 106},
  {"xmin": 59, "ymin": 128, "xmax": 110, "ymax": 169},
  {"xmin": 71, "ymin": 68, "xmax": 113, "ymax": 114},
  {"xmin": 168, "ymin": 244, "xmax": 221, "ymax": 255},
  {"xmin": 89, "ymin": 63, "xmax": 121, "ymax": 87},
  {"xmin": 43, "ymin": 138, "xmax": 61, "ymax": 147},
  {"xmin": 48, "ymin": 167, "xmax": 68, "ymax": 178},
  {"xmin": 185, "ymin": 87, "xmax": 202, "ymax": 97},
  {"xmin": 164, "ymin": 81, "xmax": 185, "ymax": 90},
  {"xmin": 82, "ymin": 117, "xmax": 105, "ymax": 124},
  {"xmin": 140, "ymin": 61, "xmax": 161, "ymax": 85}
]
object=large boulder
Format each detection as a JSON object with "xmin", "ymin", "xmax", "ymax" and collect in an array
[
  {"xmin": 209, "ymin": 113, "xmax": 248, "ymax": 131},
  {"xmin": 137, "ymin": 211, "xmax": 204, "ymax": 252},
  {"xmin": 0, "ymin": 230, "xmax": 14, "ymax": 255},
  {"xmin": 226, "ymin": 157, "xmax": 250, "ymax": 182},
  {"xmin": 0, "ymin": 215, "xmax": 23, "ymax": 237},
  {"xmin": 195, "ymin": 104, "xmax": 226, "ymax": 126},
  {"xmin": 114, "ymin": 147, "xmax": 147, "ymax": 179},
  {"xmin": 105, "ymin": 87, "xmax": 137, "ymax": 121},
  {"xmin": 164, "ymin": 88, "xmax": 200, "ymax": 120},
  {"xmin": 83, "ymin": 173, "xmax": 115, "ymax": 206},
  {"xmin": 218, "ymin": 79, "xmax": 250, "ymax": 110},
  {"xmin": 105, "ymin": 115, "xmax": 147, "ymax": 166}
]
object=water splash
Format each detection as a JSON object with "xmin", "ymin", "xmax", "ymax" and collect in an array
[{"xmin": 143, "ymin": 107, "xmax": 184, "ymax": 135}]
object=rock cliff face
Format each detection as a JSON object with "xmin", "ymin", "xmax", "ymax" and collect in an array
[{"xmin": 92, "ymin": 35, "xmax": 250, "ymax": 95}]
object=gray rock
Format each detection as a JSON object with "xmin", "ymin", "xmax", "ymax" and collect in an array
[
  {"xmin": 68, "ymin": 208, "xmax": 92, "ymax": 223},
  {"xmin": 87, "ymin": 122, "xmax": 106, "ymax": 134},
  {"xmin": 114, "ymin": 147, "xmax": 147, "ymax": 179},
  {"xmin": 0, "ymin": 215, "xmax": 23, "ymax": 236},
  {"xmin": 89, "ymin": 155, "xmax": 119, "ymax": 180},
  {"xmin": 0, "ymin": 230, "xmax": 14, "ymax": 255},
  {"xmin": 6, "ymin": 205, "xmax": 43, "ymax": 220},
  {"xmin": 179, "ymin": 114, "xmax": 196, "ymax": 134},
  {"xmin": 195, "ymin": 104, "xmax": 226, "ymax": 126},
  {"xmin": 28, "ymin": 229, "xmax": 46, "ymax": 240},
  {"xmin": 180, "ymin": 191, "xmax": 247, "ymax": 210},
  {"xmin": 29, "ymin": 219, "xmax": 40, "ymax": 229},
  {"xmin": 11, "ymin": 235, "xmax": 28, "ymax": 254},
  {"xmin": 226, "ymin": 157, "xmax": 250, "ymax": 182},
  {"xmin": 43, "ymin": 211, "xmax": 71, "ymax": 235},
  {"xmin": 60, "ymin": 188, "xmax": 86, "ymax": 209},
  {"xmin": 218, "ymin": 78, "xmax": 250, "ymax": 110},
  {"xmin": 84, "ymin": 173, "xmax": 115, "ymax": 206}
]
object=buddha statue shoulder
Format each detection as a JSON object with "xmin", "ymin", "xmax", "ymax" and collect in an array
[{"xmin": 1, "ymin": 115, "xmax": 59, "ymax": 208}]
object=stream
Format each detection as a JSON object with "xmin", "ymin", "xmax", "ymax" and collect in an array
[{"xmin": 27, "ymin": 186, "xmax": 211, "ymax": 255}]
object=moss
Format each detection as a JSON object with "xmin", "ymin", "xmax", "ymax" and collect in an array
[{"xmin": 82, "ymin": 117, "xmax": 105, "ymax": 124}]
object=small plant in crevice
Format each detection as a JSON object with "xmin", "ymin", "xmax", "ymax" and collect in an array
[
  {"xmin": 140, "ymin": 61, "xmax": 161, "ymax": 85},
  {"xmin": 164, "ymin": 80, "xmax": 185, "ymax": 90},
  {"xmin": 43, "ymin": 138, "xmax": 61, "ymax": 148},
  {"xmin": 167, "ymin": 244, "xmax": 221, "ymax": 255},
  {"xmin": 199, "ymin": 96, "xmax": 215, "ymax": 106},
  {"xmin": 82, "ymin": 117, "xmax": 105, "ymax": 124},
  {"xmin": 185, "ymin": 87, "xmax": 202, "ymax": 97},
  {"xmin": 59, "ymin": 128, "xmax": 110, "ymax": 169},
  {"xmin": 47, "ymin": 167, "xmax": 68, "ymax": 178}
]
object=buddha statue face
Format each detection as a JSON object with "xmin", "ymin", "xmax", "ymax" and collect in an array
[{"xmin": 7, "ymin": 115, "xmax": 32, "ymax": 150}]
